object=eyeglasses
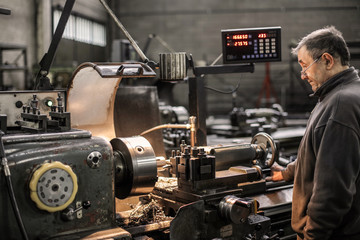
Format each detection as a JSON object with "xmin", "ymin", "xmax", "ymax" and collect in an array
[{"xmin": 300, "ymin": 54, "xmax": 323, "ymax": 77}]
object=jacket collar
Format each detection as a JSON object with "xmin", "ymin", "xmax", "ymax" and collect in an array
[{"xmin": 311, "ymin": 67, "xmax": 358, "ymax": 101}]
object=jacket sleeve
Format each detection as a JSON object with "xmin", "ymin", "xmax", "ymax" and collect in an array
[
  {"xmin": 303, "ymin": 120, "xmax": 360, "ymax": 239},
  {"xmin": 281, "ymin": 160, "xmax": 296, "ymax": 182}
]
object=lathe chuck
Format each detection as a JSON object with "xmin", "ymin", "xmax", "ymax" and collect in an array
[{"xmin": 111, "ymin": 136, "xmax": 158, "ymax": 199}]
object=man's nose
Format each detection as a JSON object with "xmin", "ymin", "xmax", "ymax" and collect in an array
[{"xmin": 301, "ymin": 73, "xmax": 308, "ymax": 80}]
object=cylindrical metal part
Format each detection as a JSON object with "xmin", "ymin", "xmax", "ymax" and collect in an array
[
  {"xmin": 218, "ymin": 195, "xmax": 253, "ymax": 224},
  {"xmin": 111, "ymin": 136, "xmax": 157, "ymax": 199},
  {"xmin": 159, "ymin": 52, "xmax": 187, "ymax": 80},
  {"xmin": 189, "ymin": 116, "xmax": 196, "ymax": 147},
  {"xmin": 204, "ymin": 144, "xmax": 257, "ymax": 171}
]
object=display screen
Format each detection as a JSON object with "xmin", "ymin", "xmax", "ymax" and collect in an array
[
  {"xmin": 231, "ymin": 34, "xmax": 248, "ymax": 40},
  {"xmin": 222, "ymin": 27, "xmax": 281, "ymax": 64}
]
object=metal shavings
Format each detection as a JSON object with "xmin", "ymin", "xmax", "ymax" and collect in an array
[
  {"xmin": 126, "ymin": 199, "xmax": 172, "ymax": 226},
  {"xmin": 154, "ymin": 177, "xmax": 178, "ymax": 193}
]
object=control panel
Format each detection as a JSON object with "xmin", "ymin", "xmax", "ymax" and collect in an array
[
  {"xmin": 0, "ymin": 90, "xmax": 66, "ymax": 127},
  {"xmin": 222, "ymin": 26, "xmax": 281, "ymax": 64}
]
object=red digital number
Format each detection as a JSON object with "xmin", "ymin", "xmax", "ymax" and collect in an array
[
  {"xmin": 258, "ymin": 33, "xmax": 267, "ymax": 38},
  {"xmin": 234, "ymin": 41, "xmax": 248, "ymax": 46},
  {"xmin": 233, "ymin": 34, "xmax": 248, "ymax": 40}
]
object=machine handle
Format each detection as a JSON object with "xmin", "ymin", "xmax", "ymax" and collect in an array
[{"xmin": 251, "ymin": 132, "xmax": 279, "ymax": 168}]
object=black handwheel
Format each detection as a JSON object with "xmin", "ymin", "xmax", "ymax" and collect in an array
[{"xmin": 251, "ymin": 132, "xmax": 279, "ymax": 168}]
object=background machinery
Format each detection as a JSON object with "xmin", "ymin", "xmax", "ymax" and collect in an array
[{"xmin": 0, "ymin": 2, "xmax": 296, "ymax": 239}]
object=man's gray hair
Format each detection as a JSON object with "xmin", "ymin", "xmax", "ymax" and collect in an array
[{"xmin": 292, "ymin": 26, "xmax": 350, "ymax": 66}]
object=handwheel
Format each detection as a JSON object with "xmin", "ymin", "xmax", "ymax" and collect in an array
[
  {"xmin": 251, "ymin": 132, "xmax": 279, "ymax": 168},
  {"xmin": 29, "ymin": 161, "xmax": 78, "ymax": 212}
]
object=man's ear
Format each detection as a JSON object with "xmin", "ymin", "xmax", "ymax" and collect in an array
[{"xmin": 323, "ymin": 53, "xmax": 334, "ymax": 69}]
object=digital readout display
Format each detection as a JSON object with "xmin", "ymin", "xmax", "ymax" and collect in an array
[
  {"xmin": 222, "ymin": 27, "xmax": 281, "ymax": 63},
  {"xmin": 232, "ymin": 41, "xmax": 248, "ymax": 47},
  {"xmin": 258, "ymin": 33, "xmax": 267, "ymax": 38},
  {"xmin": 232, "ymin": 34, "xmax": 248, "ymax": 40}
]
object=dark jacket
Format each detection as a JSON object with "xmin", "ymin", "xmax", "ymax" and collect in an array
[{"xmin": 282, "ymin": 67, "xmax": 360, "ymax": 240}]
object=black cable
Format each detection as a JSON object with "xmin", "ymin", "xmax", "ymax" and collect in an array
[
  {"xmin": 0, "ymin": 130, "xmax": 29, "ymax": 240},
  {"xmin": 204, "ymin": 79, "xmax": 241, "ymax": 94},
  {"xmin": 5, "ymin": 173, "xmax": 29, "ymax": 240}
]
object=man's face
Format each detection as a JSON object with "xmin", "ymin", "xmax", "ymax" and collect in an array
[{"xmin": 298, "ymin": 46, "xmax": 327, "ymax": 92}]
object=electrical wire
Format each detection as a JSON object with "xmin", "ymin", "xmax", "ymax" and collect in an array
[
  {"xmin": 5, "ymin": 172, "xmax": 29, "ymax": 240},
  {"xmin": 1, "ymin": 131, "xmax": 29, "ymax": 240},
  {"xmin": 204, "ymin": 65, "xmax": 288, "ymax": 95},
  {"xmin": 204, "ymin": 79, "xmax": 241, "ymax": 94}
]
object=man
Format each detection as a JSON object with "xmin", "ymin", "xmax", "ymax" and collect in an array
[{"xmin": 268, "ymin": 26, "xmax": 360, "ymax": 239}]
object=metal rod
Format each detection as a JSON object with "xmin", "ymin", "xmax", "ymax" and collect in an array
[
  {"xmin": 140, "ymin": 124, "xmax": 190, "ymax": 136},
  {"xmin": 99, "ymin": 0, "xmax": 149, "ymax": 62},
  {"xmin": 189, "ymin": 116, "xmax": 196, "ymax": 147},
  {"xmin": 2, "ymin": 130, "xmax": 91, "ymax": 144},
  {"xmin": 200, "ymin": 53, "xmax": 223, "ymax": 78},
  {"xmin": 140, "ymin": 116, "xmax": 197, "ymax": 147},
  {"xmin": 34, "ymin": 0, "xmax": 75, "ymax": 89},
  {"xmin": 0, "ymin": 7, "xmax": 11, "ymax": 15},
  {"xmin": 155, "ymin": 35, "xmax": 176, "ymax": 53},
  {"xmin": 210, "ymin": 53, "xmax": 223, "ymax": 66},
  {"xmin": 188, "ymin": 77, "xmax": 207, "ymax": 146}
]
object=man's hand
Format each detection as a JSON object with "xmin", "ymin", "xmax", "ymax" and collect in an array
[{"xmin": 265, "ymin": 163, "xmax": 285, "ymax": 182}]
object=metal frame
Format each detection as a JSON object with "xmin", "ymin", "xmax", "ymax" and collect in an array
[{"xmin": 188, "ymin": 57, "xmax": 255, "ymax": 146}]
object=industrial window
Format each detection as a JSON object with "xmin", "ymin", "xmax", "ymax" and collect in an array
[{"xmin": 53, "ymin": 9, "xmax": 106, "ymax": 47}]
